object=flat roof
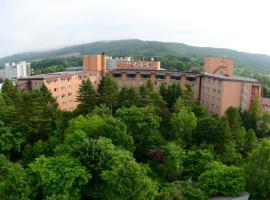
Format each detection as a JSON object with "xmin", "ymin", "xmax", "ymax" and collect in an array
[
  {"xmin": 18, "ymin": 71, "xmax": 85, "ymax": 80},
  {"xmin": 111, "ymin": 69, "xmax": 201, "ymax": 77},
  {"xmin": 203, "ymin": 72, "xmax": 260, "ymax": 84}
]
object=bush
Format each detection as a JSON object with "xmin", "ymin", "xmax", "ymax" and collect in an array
[{"xmin": 199, "ymin": 162, "xmax": 245, "ymax": 197}]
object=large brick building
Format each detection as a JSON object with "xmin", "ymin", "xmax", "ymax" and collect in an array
[{"xmin": 18, "ymin": 54, "xmax": 262, "ymax": 115}]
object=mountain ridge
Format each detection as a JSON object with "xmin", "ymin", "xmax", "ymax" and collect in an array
[{"xmin": 1, "ymin": 39, "xmax": 270, "ymax": 72}]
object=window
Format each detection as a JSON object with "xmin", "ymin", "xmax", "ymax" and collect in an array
[
  {"xmin": 171, "ymin": 76, "xmax": 180, "ymax": 80},
  {"xmin": 186, "ymin": 77, "xmax": 195, "ymax": 81},
  {"xmin": 127, "ymin": 74, "xmax": 136, "ymax": 78},
  {"xmin": 54, "ymin": 88, "xmax": 57, "ymax": 92},
  {"xmin": 62, "ymin": 94, "xmax": 66, "ymax": 98},
  {"xmin": 113, "ymin": 74, "xmax": 121, "ymax": 78},
  {"xmin": 156, "ymin": 75, "xmax": 165, "ymax": 79},
  {"xmin": 141, "ymin": 74, "xmax": 150, "ymax": 79}
]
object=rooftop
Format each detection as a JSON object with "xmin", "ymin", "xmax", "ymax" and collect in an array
[
  {"xmin": 262, "ymin": 97, "xmax": 270, "ymax": 106},
  {"xmin": 203, "ymin": 72, "xmax": 260, "ymax": 83},
  {"xmin": 18, "ymin": 71, "xmax": 85, "ymax": 80},
  {"xmin": 111, "ymin": 68, "xmax": 201, "ymax": 77}
]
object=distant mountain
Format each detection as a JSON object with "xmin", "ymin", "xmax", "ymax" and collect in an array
[{"xmin": 1, "ymin": 39, "xmax": 270, "ymax": 72}]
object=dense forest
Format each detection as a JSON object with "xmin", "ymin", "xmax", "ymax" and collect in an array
[
  {"xmin": 1, "ymin": 75, "xmax": 270, "ymax": 200},
  {"xmin": 1, "ymin": 39, "xmax": 270, "ymax": 72}
]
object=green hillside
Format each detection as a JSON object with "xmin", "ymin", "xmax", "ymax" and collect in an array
[{"xmin": 1, "ymin": 39, "xmax": 270, "ymax": 72}]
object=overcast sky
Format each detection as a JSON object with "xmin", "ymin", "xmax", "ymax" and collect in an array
[{"xmin": 0, "ymin": 0, "xmax": 270, "ymax": 58}]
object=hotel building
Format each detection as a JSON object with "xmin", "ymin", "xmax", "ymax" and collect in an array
[{"xmin": 18, "ymin": 54, "xmax": 262, "ymax": 115}]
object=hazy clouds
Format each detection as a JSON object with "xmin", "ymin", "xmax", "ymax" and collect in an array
[{"xmin": 0, "ymin": 0, "xmax": 270, "ymax": 57}]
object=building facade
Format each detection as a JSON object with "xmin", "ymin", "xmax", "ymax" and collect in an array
[
  {"xmin": 200, "ymin": 57, "xmax": 262, "ymax": 115},
  {"xmin": 1, "ymin": 61, "xmax": 30, "ymax": 82},
  {"xmin": 111, "ymin": 69, "xmax": 201, "ymax": 100},
  {"xmin": 18, "ymin": 71, "xmax": 103, "ymax": 111},
  {"xmin": 18, "ymin": 54, "xmax": 262, "ymax": 115},
  {"xmin": 106, "ymin": 56, "xmax": 160, "ymax": 70}
]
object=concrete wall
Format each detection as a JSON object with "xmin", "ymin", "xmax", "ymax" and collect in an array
[{"xmin": 205, "ymin": 56, "xmax": 234, "ymax": 77}]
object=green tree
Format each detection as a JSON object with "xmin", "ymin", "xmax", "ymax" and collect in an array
[
  {"xmin": 0, "ymin": 154, "xmax": 32, "ymax": 200},
  {"xmin": 159, "ymin": 83, "xmax": 167, "ymax": 100},
  {"xmin": 245, "ymin": 139, "xmax": 270, "ymax": 200},
  {"xmin": 99, "ymin": 158, "xmax": 158, "ymax": 200},
  {"xmin": 184, "ymin": 147, "xmax": 214, "ymax": 179},
  {"xmin": 162, "ymin": 83, "xmax": 182, "ymax": 109},
  {"xmin": 191, "ymin": 103, "xmax": 208, "ymax": 119},
  {"xmin": 157, "ymin": 181, "xmax": 207, "ymax": 200},
  {"xmin": 76, "ymin": 79, "xmax": 96, "ymax": 115},
  {"xmin": 0, "ymin": 120, "xmax": 24, "ymax": 156},
  {"xmin": 182, "ymin": 84, "xmax": 193, "ymax": 106},
  {"xmin": 66, "ymin": 115, "xmax": 134, "ymax": 151},
  {"xmin": 1, "ymin": 79, "xmax": 19, "ymax": 105},
  {"xmin": 116, "ymin": 106, "xmax": 164, "ymax": 160},
  {"xmin": 73, "ymin": 137, "xmax": 121, "ymax": 173},
  {"xmin": 171, "ymin": 108, "xmax": 197, "ymax": 146},
  {"xmin": 91, "ymin": 104, "xmax": 111, "ymax": 117},
  {"xmin": 29, "ymin": 155, "xmax": 90, "ymax": 199},
  {"xmin": 97, "ymin": 75, "xmax": 118, "ymax": 110},
  {"xmin": 117, "ymin": 87, "xmax": 140, "ymax": 108},
  {"xmin": 159, "ymin": 142, "xmax": 186, "ymax": 181},
  {"xmin": 149, "ymin": 91, "xmax": 168, "ymax": 117},
  {"xmin": 39, "ymin": 83, "xmax": 58, "ymax": 106},
  {"xmin": 242, "ymin": 129, "xmax": 257, "ymax": 157},
  {"xmin": 157, "ymin": 182, "xmax": 184, "ymax": 200},
  {"xmin": 225, "ymin": 107, "xmax": 242, "ymax": 130},
  {"xmin": 193, "ymin": 117, "xmax": 227, "ymax": 153},
  {"xmin": 10, "ymin": 89, "xmax": 59, "ymax": 144},
  {"xmin": 199, "ymin": 162, "xmax": 245, "ymax": 197}
]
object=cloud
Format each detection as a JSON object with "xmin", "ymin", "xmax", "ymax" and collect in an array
[{"xmin": 0, "ymin": 0, "xmax": 270, "ymax": 57}]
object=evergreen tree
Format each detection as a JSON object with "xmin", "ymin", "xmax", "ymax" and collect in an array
[
  {"xmin": 76, "ymin": 79, "xmax": 96, "ymax": 115},
  {"xmin": 97, "ymin": 75, "xmax": 118, "ymax": 111},
  {"xmin": 164, "ymin": 83, "xmax": 182, "ymax": 108},
  {"xmin": 1, "ymin": 79, "xmax": 19, "ymax": 106},
  {"xmin": 117, "ymin": 87, "xmax": 140, "ymax": 108}
]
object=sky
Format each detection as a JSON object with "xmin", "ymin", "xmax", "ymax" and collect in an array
[{"xmin": 0, "ymin": 0, "xmax": 270, "ymax": 58}]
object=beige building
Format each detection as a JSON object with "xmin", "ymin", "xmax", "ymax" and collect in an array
[
  {"xmin": 111, "ymin": 69, "xmax": 201, "ymax": 100},
  {"xmin": 200, "ymin": 56, "xmax": 262, "ymax": 115},
  {"xmin": 18, "ymin": 54, "xmax": 262, "ymax": 115}
]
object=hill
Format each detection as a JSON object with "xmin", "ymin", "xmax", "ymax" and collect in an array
[{"xmin": 1, "ymin": 39, "xmax": 270, "ymax": 72}]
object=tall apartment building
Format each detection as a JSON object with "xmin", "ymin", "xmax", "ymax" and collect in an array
[
  {"xmin": 18, "ymin": 54, "xmax": 262, "ymax": 115},
  {"xmin": 1, "ymin": 61, "xmax": 30, "ymax": 82}
]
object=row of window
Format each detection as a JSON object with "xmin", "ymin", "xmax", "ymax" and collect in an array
[
  {"xmin": 113, "ymin": 74, "xmax": 195, "ymax": 81},
  {"xmin": 202, "ymin": 78, "xmax": 222, "ymax": 86},
  {"xmin": 53, "ymin": 85, "xmax": 75, "ymax": 92},
  {"xmin": 46, "ymin": 75, "xmax": 88, "ymax": 85},
  {"xmin": 54, "ymin": 93, "xmax": 73, "ymax": 99}
]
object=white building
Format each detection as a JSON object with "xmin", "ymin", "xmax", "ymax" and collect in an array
[
  {"xmin": 106, "ymin": 56, "xmax": 132, "ymax": 69},
  {"xmin": 1, "ymin": 61, "xmax": 30, "ymax": 82},
  {"xmin": 106, "ymin": 56, "xmax": 117, "ymax": 69}
]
